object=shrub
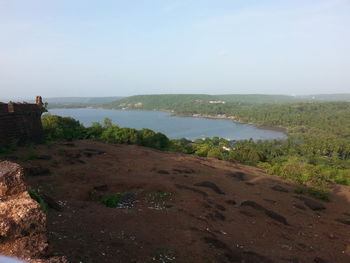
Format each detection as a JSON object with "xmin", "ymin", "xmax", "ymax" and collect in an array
[
  {"xmin": 194, "ymin": 144, "xmax": 210, "ymax": 157},
  {"xmin": 307, "ymin": 186, "xmax": 330, "ymax": 201},
  {"xmin": 85, "ymin": 122, "xmax": 104, "ymax": 140},
  {"xmin": 42, "ymin": 114, "xmax": 85, "ymax": 141},
  {"xmin": 139, "ymin": 129, "xmax": 170, "ymax": 150},
  {"xmin": 170, "ymin": 138, "xmax": 195, "ymax": 154},
  {"xmin": 148, "ymin": 191, "xmax": 172, "ymax": 202},
  {"xmin": 0, "ymin": 145, "xmax": 17, "ymax": 155},
  {"xmin": 100, "ymin": 193, "xmax": 125, "ymax": 208},
  {"xmin": 332, "ymin": 170, "xmax": 350, "ymax": 185},
  {"xmin": 22, "ymin": 153, "xmax": 41, "ymax": 161},
  {"xmin": 29, "ymin": 189, "xmax": 49, "ymax": 213},
  {"xmin": 207, "ymin": 147, "xmax": 223, "ymax": 159},
  {"xmin": 257, "ymin": 162, "xmax": 271, "ymax": 169},
  {"xmin": 100, "ymin": 126, "xmax": 140, "ymax": 144},
  {"xmin": 41, "ymin": 115, "xmax": 171, "ymax": 150}
]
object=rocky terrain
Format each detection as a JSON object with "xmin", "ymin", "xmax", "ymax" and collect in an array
[
  {"xmin": 0, "ymin": 161, "xmax": 67, "ymax": 263},
  {"xmin": 1, "ymin": 140, "xmax": 350, "ymax": 262}
]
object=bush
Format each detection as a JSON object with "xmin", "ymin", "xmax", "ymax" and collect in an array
[
  {"xmin": 268, "ymin": 157, "xmax": 309, "ymax": 184},
  {"xmin": 29, "ymin": 189, "xmax": 49, "ymax": 213},
  {"xmin": 0, "ymin": 145, "xmax": 17, "ymax": 155},
  {"xmin": 332, "ymin": 170, "xmax": 350, "ymax": 185},
  {"xmin": 42, "ymin": 114, "xmax": 85, "ymax": 141},
  {"xmin": 194, "ymin": 144, "xmax": 210, "ymax": 157},
  {"xmin": 85, "ymin": 122, "xmax": 104, "ymax": 140},
  {"xmin": 100, "ymin": 193, "xmax": 125, "ymax": 208},
  {"xmin": 41, "ymin": 115, "xmax": 172, "ymax": 151},
  {"xmin": 140, "ymin": 130, "xmax": 170, "ymax": 150},
  {"xmin": 100, "ymin": 126, "xmax": 140, "ymax": 144},
  {"xmin": 307, "ymin": 187, "xmax": 330, "ymax": 201},
  {"xmin": 22, "ymin": 153, "xmax": 41, "ymax": 161},
  {"xmin": 207, "ymin": 147, "xmax": 223, "ymax": 159},
  {"xmin": 170, "ymin": 138, "xmax": 195, "ymax": 154}
]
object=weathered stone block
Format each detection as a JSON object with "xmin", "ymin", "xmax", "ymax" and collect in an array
[
  {"xmin": 0, "ymin": 161, "xmax": 27, "ymax": 198},
  {"xmin": 0, "ymin": 96, "xmax": 44, "ymax": 147},
  {"xmin": 0, "ymin": 161, "xmax": 67, "ymax": 262}
]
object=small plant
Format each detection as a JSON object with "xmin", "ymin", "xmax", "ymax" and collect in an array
[
  {"xmin": 100, "ymin": 193, "xmax": 135, "ymax": 208},
  {"xmin": 294, "ymin": 186, "xmax": 330, "ymax": 201},
  {"xmin": 57, "ymin": 148, "xmax": 66, "ymax": 156},
  {"xmin": 100, "ymin": 193, "xmax": 124, "ymax": 208},
  {"xmin": 148, "ymin": 191, "xmax": 172, "ymax": 202},
  {"xmin": 147, "ymin": 191, "xmax": 173, "ymax": 210},
  {"xmin": 39, "ymin": 183, "xmax": 58, "ymax": 196},
  {"xmin": 51, "ymin": 159, "xmax": 60, "ymax": 167},
  {"xmin": 0, "ymin": 145, "xmax": 17, "ymax": 155},
  {"xmin": 150, "ymin": 248, "xmax": 177, "ymax": 263},
  {"xmin": 307, "ymin": 174, "xmax": 331, "ymax": 201},
  {"xmin": 294, "ymin": 188, "xmax": 304, "ymax": 194},
  {"xmin": 307, "ymin": 187, "xmax": 330, "ymax": 202},
  {"xmin": 22, "ymin": 153, "xmax": 41, "ymax": 161},
  {"xmin": 25, "ymin": 143, "xmax": 36, "ymax": 151},
  {"xmin": 29, "ymin": 189, "xmax": 49, "ymax": 213}
]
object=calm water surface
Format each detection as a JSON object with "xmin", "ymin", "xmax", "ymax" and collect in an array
[{"xmin": 48, "ymin": 108, "xmax": 286, "ymax": 141}]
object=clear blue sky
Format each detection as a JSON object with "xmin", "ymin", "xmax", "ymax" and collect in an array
[{"xmin": 1, "ymin": 0, "xmax": 349, "ymax": 99}]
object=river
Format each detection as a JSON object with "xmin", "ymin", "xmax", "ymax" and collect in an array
[{"xmin": 48, "ymin": 108, "xmax": 287, "ymax": 141}]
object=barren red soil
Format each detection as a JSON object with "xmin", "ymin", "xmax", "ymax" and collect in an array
[{"xmin": 4, "ymin": 140, "xmax": 350, "ymax": 263}]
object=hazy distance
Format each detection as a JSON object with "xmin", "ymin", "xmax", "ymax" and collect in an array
[{"xmin": 1, "ymin": 0, "xmax": 349, "ymax": 99}]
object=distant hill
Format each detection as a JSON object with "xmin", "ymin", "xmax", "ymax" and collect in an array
[
  {"xmin": 104, "ymin": 93, "xmax": 350, "ymax": 111},
  {"xmin": 214, "ymin": 94, "xmax": 308, "ymax": 103},
  {"xmin": 43, "ymin": 96, "xmax": 124, "ymax": 109},
  {"xmin": 297, "ymin": 93, "xmax": 350, "ymax": 102},
  {"xmin": 105, "ymin": 94, "xmax": 219, "ymax": 109}
]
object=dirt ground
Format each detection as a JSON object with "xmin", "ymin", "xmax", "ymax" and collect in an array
[{"xmin": 3, "ymin": 140, "xmax": 350, "ymax": 263}]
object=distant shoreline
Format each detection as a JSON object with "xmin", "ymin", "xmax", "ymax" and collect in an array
[{"xmin": 174, "ymin": 113, "xmax": 287, "ymax": 133}]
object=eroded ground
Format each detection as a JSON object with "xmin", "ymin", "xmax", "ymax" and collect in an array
[{"xmin": 3, "ymin": 140, "xmax": 350, "ymax": 263}]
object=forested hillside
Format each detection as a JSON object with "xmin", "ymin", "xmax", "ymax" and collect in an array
[
  {"xmin": 105, "ymin": 94, "xmax": 308, "ymax": 109},
  {"xmin": 105, "ymin": 94, "xmax": 350, "ymax": 110},
  {"xmin": 171, "ymin": 102, "xmax": 350, "ymax": 200}
]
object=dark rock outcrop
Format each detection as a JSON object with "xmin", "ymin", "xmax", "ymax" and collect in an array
[
  {"xmin": 203, "ymin": 236, "xmax": 273, "ymax": 263},
  {"xmin": 293, "ymin": 196, "xmax": 326, "ymax": 211},
  {"xmin": 175, "ymin": 184, "xmax": 208, "ymax": 197},
  {"xmin": 240, "ymin": 200, "xmax": 289, "ymax": 225},
  {"xmin": 194, "ymin": 181, "xmax": 225, "ymax": 195},
  {"xmin": 25, "ymin": 167, "xmax": 51, "ymax": 177},
  {"xmin": 271, "ymin": 185, "xmax": 289, "ymax": 193}
]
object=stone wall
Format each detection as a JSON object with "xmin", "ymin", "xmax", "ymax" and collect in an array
[{"xmin": 0, "ymin": 97, "xmax": 45, "ymax": 148}]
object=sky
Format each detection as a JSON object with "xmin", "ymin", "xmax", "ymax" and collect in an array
[{"xmin": 1, "ymin": 0, "xmax": 350, "ymax": 99}]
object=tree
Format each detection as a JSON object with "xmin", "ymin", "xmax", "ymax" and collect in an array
[{"xmin": 42, "ymin": 114, "xmax": 85, "ymax": 141}]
